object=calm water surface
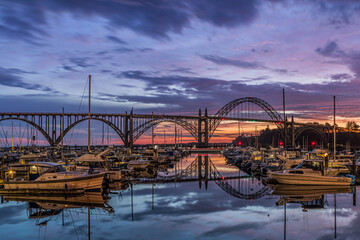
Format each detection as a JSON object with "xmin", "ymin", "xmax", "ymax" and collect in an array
[{"xmin": 0, "ymin": 154, "xmax": 359, "ymax": 240}]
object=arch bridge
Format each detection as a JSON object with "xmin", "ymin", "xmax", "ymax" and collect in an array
[{"xmin": 0, "ymin": 97, "xmax": 328, "ymax": 147}]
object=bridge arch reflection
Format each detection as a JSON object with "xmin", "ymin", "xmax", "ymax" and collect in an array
[{"xmin": 137, "ymin": 155, "xmax": 270, "ymax": 200}]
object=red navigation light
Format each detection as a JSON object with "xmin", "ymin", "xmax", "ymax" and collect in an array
[
  {"xmin": 279, "ymin": 141, "xmax": 283, "ymax": 146},
  {"xmin": 221, "ymin": 176, "xmax": 225, "ymax": 180},
  {"xmin": 221, "ymin": 118, "xmax": 225, "ymax": 121},
  {"xmin": 238, "ymin": 141, "xmax": 242, "ymax": 146},
  {"xmin": 311, "ymin": 141, "xmax": 316, "ymax": 146},
  {"xmin": 278, "ymin": 121, "xmax": 282, "ymax": 124}
]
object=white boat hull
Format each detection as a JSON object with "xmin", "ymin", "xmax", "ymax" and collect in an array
[
  {"xmin": 4, "ymin": 173, "xmax": 106, "ymax": 191},
  {"xmin": 270, "ymin": 172, "xmax": 351, "ymax": 186}
]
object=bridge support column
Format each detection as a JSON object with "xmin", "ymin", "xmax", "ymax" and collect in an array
[
  {"xmin": 198, "ymin": 109, "xmax": 202, "ymax": 147},
  {"xmin": 124, "ymin": 112, "xmax": 129, "ymax": 148},
  {"xmin": 204, "ymin": 108, "xmax": 209, "ymax": 146},
  {"xmin": 123, "ymin": 111, "xmax": 134, "ymax": 151},
  {"xmin": 197, "ymin": 108, "xmax": 209, "ymax": 148}
]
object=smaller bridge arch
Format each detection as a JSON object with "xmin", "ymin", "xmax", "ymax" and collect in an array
[
  {"xmin": 294, "ymin": 125, "xmax": 328, "ymax": 146},
  {"xmin": 133, "ymin": 117, "xmax": 198, "ymax": 143},
  {"xmin": 0, "ymin": 117, "xmax": 53, "ymax": 145},
  {"xmin": 55, "ymin": 117, "xmax": 126, "ymax": 145}
]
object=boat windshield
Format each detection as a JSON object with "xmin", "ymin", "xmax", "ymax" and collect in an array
[
  {"xmin": 44, "ymin": 165, "xmax": 66, "ymax": 173},
  {"xmin": 294, "ymin": 161, "xmax": 322, "ymax": 171},
  {"xmin": 294, "ymin": 162, "xmax": 304, "ymax": 169},
  {"xmin": 76, "ymin": 161, "xmax": 105, "ymax": 168}
]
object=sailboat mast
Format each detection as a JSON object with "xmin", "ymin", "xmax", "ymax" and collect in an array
[
  {"xmin": 333, "ymin": 95, "xmax": 336, "ymax": 160},
  {"xmin": 11, "ymin": 121, "xmax": 14, "ymax": 151},
  {"xmin": 88, "ymin": 75, "xmax": 91, "ymax": 152},
  {"xmin": 151, "ymin": 112, "xmax": 154, "ymax": 146},
  {"xmin": 62, "ymin": 107, "xmax": 64, "ymax": 161}
]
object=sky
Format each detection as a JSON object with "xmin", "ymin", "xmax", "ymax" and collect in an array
[{"xmin": 1, "ymin": 0, "xmax": 360, "ymax": 145}]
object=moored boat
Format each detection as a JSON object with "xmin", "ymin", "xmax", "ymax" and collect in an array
[
  {"xmin": 269, "ymin": 160, "xmax": 353, "ymax": 186},
  {"xmin": 3, "ymin": 162, "xmax": 106, "ymax": 193}
]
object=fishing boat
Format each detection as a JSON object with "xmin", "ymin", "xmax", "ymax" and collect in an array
[
  {"xmin": 2, "ymin": 162, "xmax": 106, "ymax": 193},
  {"xmin": 269, "ymin": 160, "xmax": 352, "ymax": 186}
]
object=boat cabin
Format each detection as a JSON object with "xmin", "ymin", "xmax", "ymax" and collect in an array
[
  {"xmin": 287, "ymin": 160, "xmax": 323, "ymax": 175},
  {"xmin": 29, "ymin": 162, "xmax": 66, "ymax": 180}
]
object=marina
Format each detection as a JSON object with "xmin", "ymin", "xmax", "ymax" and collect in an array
[{"xmin": 2, "ymin": 0, "xmax": 360, "ymax": 239}]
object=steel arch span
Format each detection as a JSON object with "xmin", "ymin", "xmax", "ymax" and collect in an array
[
  {"xmin": 0, "ymin": 117, "xmax": 53, "ymax": 145},
  {"xmin": 55, "ymin": 117, "xmax": 126, "ymax": 145},
  {"xmin": 209, "ymin": 97, "xmax": 283, "ymax": 139},
  {"xmin": 294, "ymin": 125, "xmax": 328, "ymax": 145},
  {"xmin": 133, "ymin": 117, "xmax": 198, "ymax": 143}
]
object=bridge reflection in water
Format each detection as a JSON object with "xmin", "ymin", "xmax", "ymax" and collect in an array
[
  {"xmin": 135, "ymin": 155, "xmax": 270, "ymax": 200},
  {"xmin": 0, "ymin": 155, "xmax": 358, "ymax": 240}
]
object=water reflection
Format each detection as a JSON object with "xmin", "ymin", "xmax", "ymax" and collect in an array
[
  {"xmin": 1, "ymin": 154, "xmax": 360, "ymax": 239},
  {"xmin": 1, "ymin": 192, "xmax": 113, "ymax": 239}
]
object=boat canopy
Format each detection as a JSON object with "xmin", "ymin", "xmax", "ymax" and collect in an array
[
  {"xmin": 76, "ymin": 154, "xmax": 106, "ymax": 162},
  {"xmin": 29, "ymin": 162, "xmax": 59, "ymax": 167},
  {"xmin": 75, "ymin": 148, "xmax": 112, "ymax": 162}
]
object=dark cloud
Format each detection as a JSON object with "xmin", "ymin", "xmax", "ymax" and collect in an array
[
  {"xmin": 168, "ymin": 67, "xmax": 195, "ymax": 75},
  {"xmin": 62, "ymin": 65, "xmax": 77, "ymax": 72},
  {"xmin": 315, "ymin": 41, "xmax": 340, "ymax": 57},
  {"xmin": 0, "ymin": 0, "xmax": 263, "ymax": 42},
  {"xmin": 315, "ymin": 41, "xmax": 360, "ymax": 79},
  {"xmin": 138, "ymin": 48, "xmax": 154, "ymax": 52},
  {"xmin": 201, "ymin": 55, "xmax": 295, "ymax": 75},
  {"xmin": 106, "ymin": 35, "xmax": 127, "ymax": 44},
  {"xmin": 0, "ymin": 0, "xmax": 191, "ymax": 40},
  {"xmin": 189, "ymin": 0, "xmax": 260, "ymax": 27},
  {"xmin": 0, "ymin": 2, "xmax": 48, "ymax": 45},
  {"xmin": 314, "ymin": 0, "xmax": 360, "ymax": 25},
  {"xmin": 330, "ymin": 73, "xmax": 354, "ymax": 81},
  {"xmin": 114, "ymin": 47, "xmax": 134, "ymax": 53},
  {"xmin": 69, "ymin": 57, "xmax": 93, "ymax": 68},
  {"xmin": 201, "ymin": 55, "xmax": 264, "ymax": 69},
  {"xmin": 0, "ymin": 67, "xmax": 53, "ymax": 91}
]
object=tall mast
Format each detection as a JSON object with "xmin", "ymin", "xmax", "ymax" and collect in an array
[
  {"xmin": 333, "ymin": 95, "xmax": 336, "ymax": 160},
  {"xmin": 62, "ymin": 107, "xmax": 64, "ymax": 161},
  {"xmin": 152, "ymin": 112, "xmax": 154, "ymax": 146},
  {"xmin": 88, "ymin": 75, "xmax": 91, "ymax": 152},
  {"xmin": 164, "ymin": 130, "xmax": 166, "ymax": 147},
  {"xmin": 175, "ymin": 124, "xmax": 177, "ymax": 148},
  {"xmin": 19, "ymin": 122, "xmax": 22, "ymax": 150},
  {"xmin": 11, "ymin": 121, "xmax": 14, "ymax": 151},
  {"xmin": 283, "ymin": 88, "xmax": 286, "ymax": 152}
]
